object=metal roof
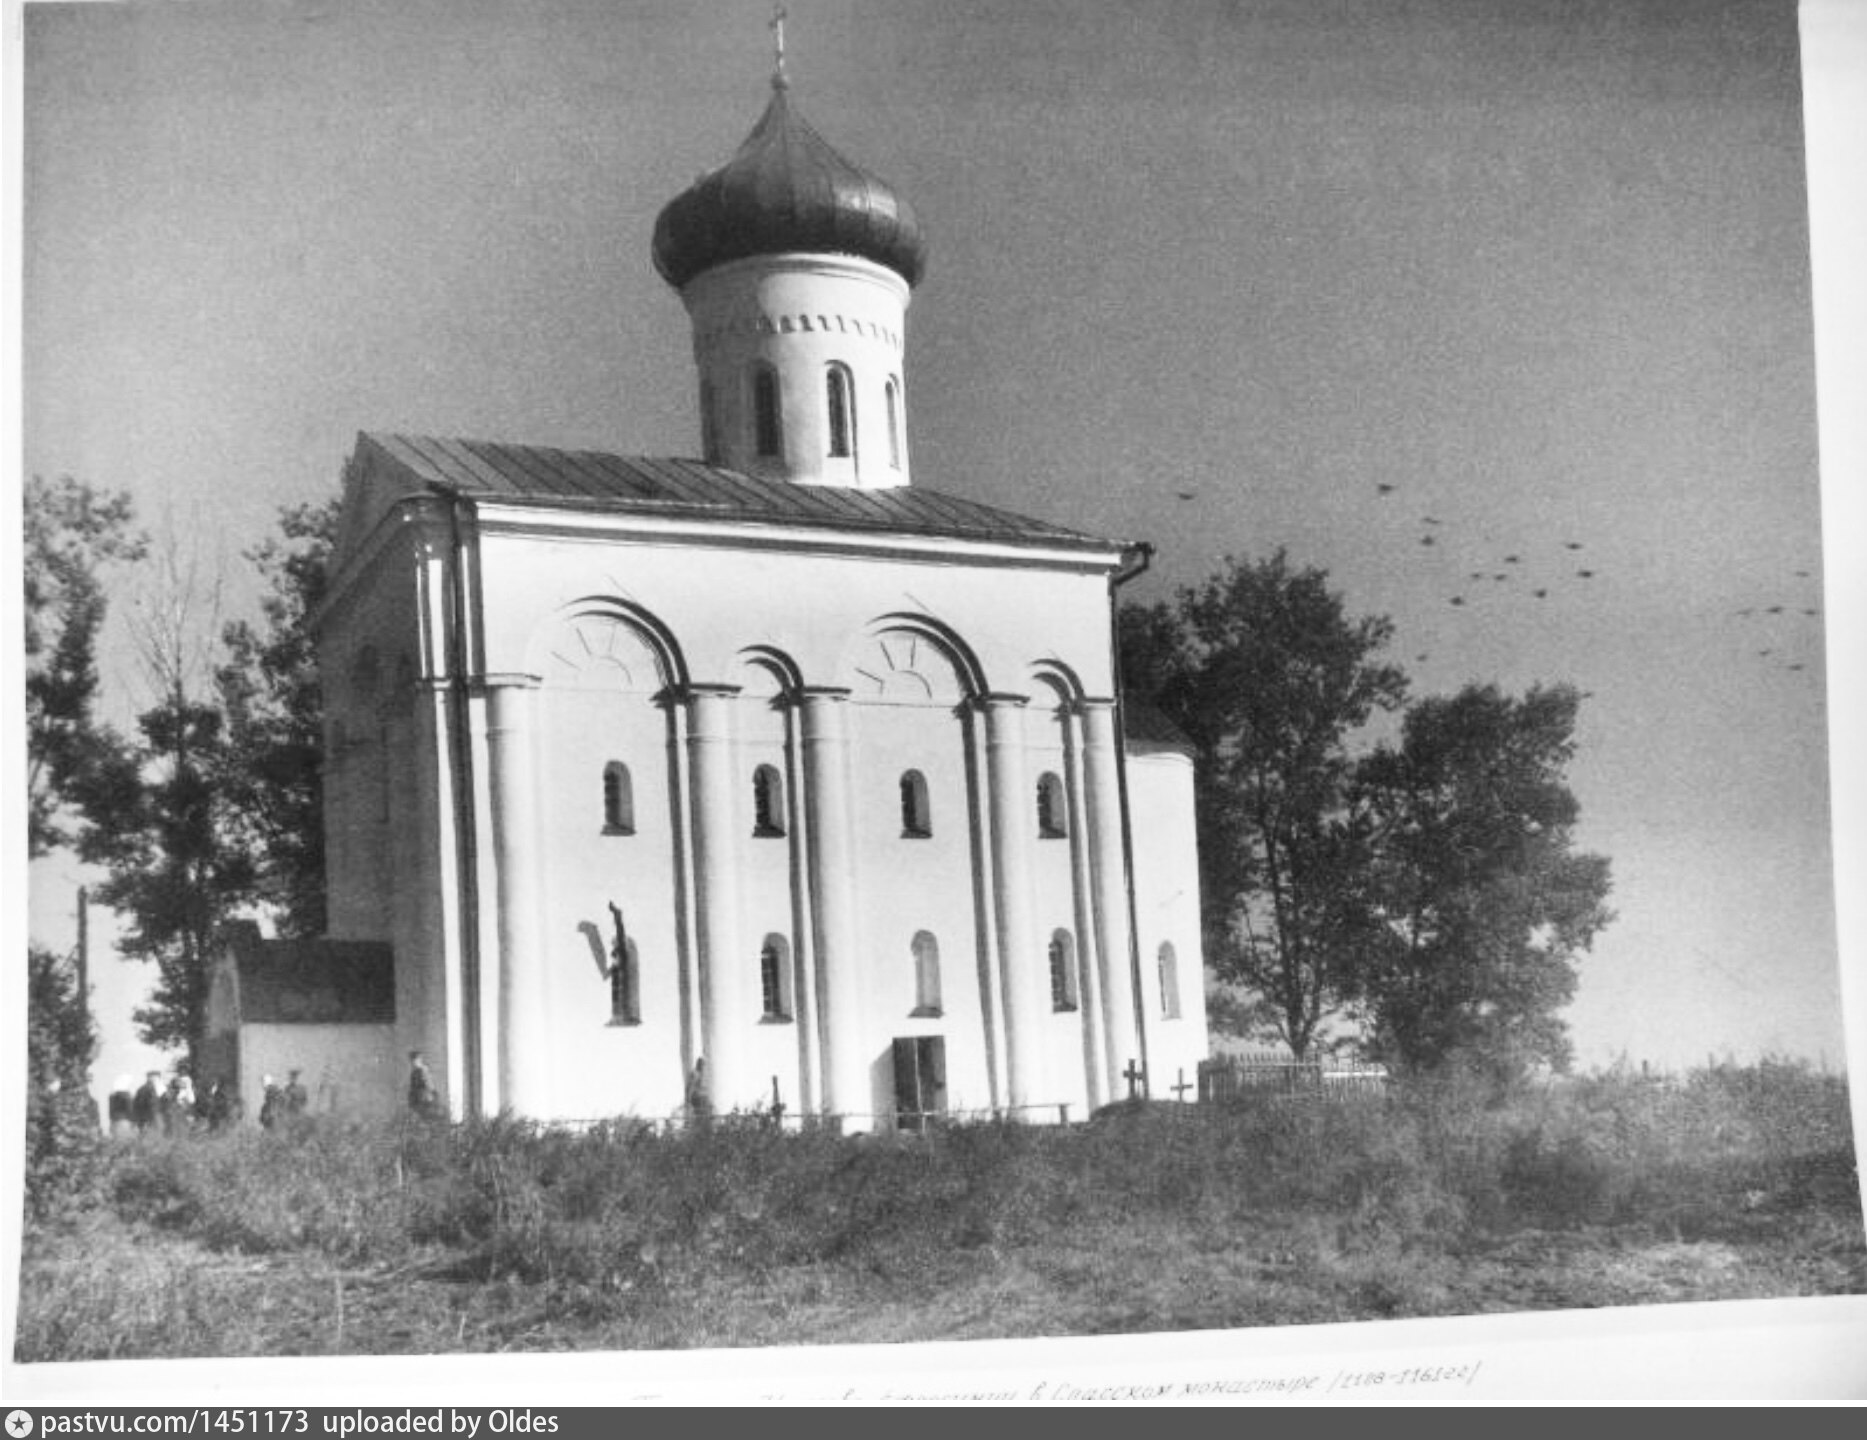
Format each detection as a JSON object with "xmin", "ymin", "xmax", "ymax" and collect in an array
[
  {"xmin": 652, "ymin": 80, "xmax": 928, "ymax": 290},
  {"xmin": 228, "ymin": 935, "xmax": 396, "ymax": 1026},
  {"xmin": 358, "ymin": 432, "xmax": 1123, "ymax": 553}
]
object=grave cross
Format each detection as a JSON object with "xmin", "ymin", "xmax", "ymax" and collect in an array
[
  {"xmin": 1171, "ymin": 1068, "xmax": 1194, "ymax": 1102},
  {"xmin": 1122, "ymin": 1059, "xmax": 1147, "ymax": 1100}
]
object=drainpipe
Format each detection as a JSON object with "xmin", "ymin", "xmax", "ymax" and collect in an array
[
  {"xmin": 439, "ymin": 485, "xmax": 484, "ymax": 1118},
  {"xmin": 1108, "ymin": 539, "xmax": 1155, "ymax": 1095}
]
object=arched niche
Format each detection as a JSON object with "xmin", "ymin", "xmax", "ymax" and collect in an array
[
  {"xmin": 840, "ymin": 615, "xmax": 985, "ymax": 707},
  {"xmin": 527, "ymin": 603, "xmax": 686, "ymax": 696}
]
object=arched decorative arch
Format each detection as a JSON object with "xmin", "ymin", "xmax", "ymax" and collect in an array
[
  {"xmin": 734, "ymin": 644, "xmax": 805, "ymax": 700},
  {"xmin": 1027, "ymin": 659, "xmax": 1087, "ymax": 707},
  {"xmin": 841, "ymin": 613, "xmax": 990, "ymax": 702},
  {"xmin": 525, "ymin": 599, "xmax": 689, "ymax": 695}
]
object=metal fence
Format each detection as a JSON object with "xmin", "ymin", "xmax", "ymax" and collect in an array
[{"xmin": 1197, "ymin": 1054, "xmax": 1389, "ymax": 1104}]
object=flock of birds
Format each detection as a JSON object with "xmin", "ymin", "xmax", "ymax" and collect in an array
[{"xmin": 1164, "ymin": 481, "xmax": 1824, "ymax": 687}]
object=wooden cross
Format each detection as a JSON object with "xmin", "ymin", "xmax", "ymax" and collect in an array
[
  {"xmin": 1123, "ymin": 1059, "xmax": 1146, "ymax": 1100},
  {"xmin": 768, "ymin": 1075, "xmax": 786, "ymax": 1128},
  {"xmin": 1171, "ymin": 1068, "xmax": 1194, "ymax": 1101}
]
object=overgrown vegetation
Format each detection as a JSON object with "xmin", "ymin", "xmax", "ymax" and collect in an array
[{"xmin": 18, "ymin": 1060, "xmax": 1862, "ymax": 1360}]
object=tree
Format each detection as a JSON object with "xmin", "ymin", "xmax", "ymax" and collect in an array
[
  {"xmin": 1349, "ymin": 682, "xmax": 1615, "ymax": 1081},
  {"xmin": 216, "ymin": 498, "xmax": 340, "ymax": 938},
  {"xmin": 26, "ymin": 943, "xmax": 102, "ymax": 1216},
  {"xmin": 1120, "ymin": 550, "xmax": 1408, "ymax": 1058},
  {"xmin": 24, "ymin": 475, "xmax": 146, "ymax": 857},
  {"xmin": 70, "ymin": 532, "xmax": 255, "ymax": 1064}
]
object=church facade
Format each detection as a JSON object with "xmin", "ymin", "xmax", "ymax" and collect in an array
[{"xmin": 312, "ymin": 71, "xmax": 1209, "ymax": 1128}]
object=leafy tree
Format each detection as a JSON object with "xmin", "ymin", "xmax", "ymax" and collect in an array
[
  {"xmin": 1349, "ymin": 682, "xmax": 1615, "ymax": 1081},
  {"xmin": 26, "ymin": 944, "xmax": 102, "ymax": 1216},
  {"xmin": 216, "ymin": 498, "xmax": 340, "ymax": 938},
  {"xmin": 24, "ymin": 475, "xmax": 146, "ymax": 857},
  {"xmin": 1120, "ymin": 550, "xmax": 1408, "ymax": 1058},
  {"xmin": 69, "ymin": 534, "xmax": 255, "ymax": 1064}
]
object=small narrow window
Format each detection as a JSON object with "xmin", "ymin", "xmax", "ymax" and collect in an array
[
  {"xmin": 1037, "ymin": 772, "xmax": 1068, "ymax": 838},
  {"xmin": 753, "ymin": 365, "xmax": 782, "ymax": 457},
  {"xmin": 912, "ymin": 931, "xmax": 942, "ymax": 1016},
  {"xmin": 885, "ymin": 377, "xmax": 902, "ymax": 469},
  {"xmin": 603, "ymin": 762, "xmax": 635, "ymax": 834},
  {"xmin": 609, "ymin": 939, "xmax": 641, "ymax": 1025},
  {"xmin": 753, "ymin": 764, "xmax": 786, "ymax": 837},
  {"xmin": 1158, "ymin": 942, "xmax": 1181, "ymax": 1021},
  {"xmin": 826, "ymin": 364, "xmax": 854, "ymax": 458},
  {"xmin": 1049, "ymin": 930, "xmax": 1078, "ymax": 1012},
  {"xmin": 900, "ymin": 769, "xmax": 931, "ymax": 837},
  {"xmin": 760, "ymin": 935, "xmax": 792, "ymax": 1021}
]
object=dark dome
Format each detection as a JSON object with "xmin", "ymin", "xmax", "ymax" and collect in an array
[{"xmin": 653, "ymin": 81, "xmax": 928, "ymax": 291}]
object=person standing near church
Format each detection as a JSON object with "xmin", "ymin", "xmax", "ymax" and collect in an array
[
  {"xmin": 283, "ymin": 1069, "xmax": 308, "ymax": 1121},
  {"xmin": 407, "ymin": 1051, "xmax": 439, "ymax": 1117},
  {"xmin": 131, "ymin": 1071, "xmax": 161, "ymax": 1133},
  {"xmin": 685, "ymin": 1056, "xmax": 711, "ymax": 1129}
]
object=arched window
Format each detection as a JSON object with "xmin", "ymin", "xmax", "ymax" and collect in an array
[
  {"xmin": 753, "ymin": 365, "xmax": 782, "ymax": 457},
  {"xmin": 826, "ymin": 363, "xmax": 854, "ymax": 458},
  {"xmin": 900, "ymin": 769, "xmax": 931, "ymax": 837},
  {"xmin": 609, "ymin": 939, "xmax": 641, "ymax": 1025},
  {"xmin": 1158, "ymin": 942, "xmax": 1181, "ymax": 1021},
  {"xmin": 1048, "ymin": 930, "xmax": 1078, "ymax": 1012},
  {"xmin": 759, "ymin": 935, "xmax": 792, "ymax": 1021},
  {"xmin": 1036, "ymin": 772, "xmax": 1068, "ymax": 838},
  {"xmin": 602, "ymin": 762, "xmax": 635, "ymax": 834},
  {"xmin": 752, "ymin": 764, "xmax": 786, "ymax": 837},
  {"xmin": 885, "ymin": 377, "xmax": 902, "ymax": 469},
  {"xmin": 911, "ymin": 931, "xmax": 942, "ymax": 1016}
]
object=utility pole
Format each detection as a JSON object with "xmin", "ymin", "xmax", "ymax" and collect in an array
[{"xmin": 76, "ymin": 885, "xmax": 89, "ymax": 1011}]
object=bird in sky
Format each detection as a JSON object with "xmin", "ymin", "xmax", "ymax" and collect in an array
[
  {"xmin": 1577, "ymin": 569, "xmax": 1596, "ymax": 578},
  {"xmin": 1565, "ymin": 541, "xmax": 1584, "ymax": 550},
  {"xmin": 1795, "ymin": 569, "xmax": 1811, "ymax": 578},
  {"xmin": 1469, "ymin": 571, "xmax": 1486, "ymax": 581},
  {"xmin": 1422, "ymin": 516, "xmax": 1441, "ymax": 526},
  {"xmin": 1493, "ymin": 573, "xmax": 1508, "ymax": 582},
  {"xmin": 1420, "ymin": 535, "xmax": 1436, "ymax": 546},
  {"xmin": 1803, "ymin": 608, "xmax": 1820, "ymax": 617},
  {"xmin": 1449, "ymin": 596, "xmax": 1465, "ymax": 606},
  {"xmin": 1533, "ymin": 589, "xmax": 1549, "ymax": 599},
  {"xmin": 1377, "ymin": 483, "xmax": 1396, "ymax": 495},
  {"xmin": 1767, "ymin": 605, "xmax": 1785, "ymax": 615},
  {"xmin": 1504, "ymin": 554, "xmax": 1521, "ymax": 564}
]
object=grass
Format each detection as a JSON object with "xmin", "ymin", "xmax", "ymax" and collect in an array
[{"xmin": 15, "ymin": 1058, "xmax": 1865, "ymax": 1360}]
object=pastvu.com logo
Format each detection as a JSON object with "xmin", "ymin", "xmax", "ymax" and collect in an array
[{"xmin": 7, "ymin": 1411, "xmax": 34, "ymax": 1438}]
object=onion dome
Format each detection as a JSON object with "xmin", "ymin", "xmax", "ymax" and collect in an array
[{"xmin": 652, "ymin": 79, "xmax": 928, "ymax": 291}]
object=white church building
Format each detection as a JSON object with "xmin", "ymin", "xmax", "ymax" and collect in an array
[{"xmin": 298, "ymin": 66, "xmax": 1209, "ymax": 1129}]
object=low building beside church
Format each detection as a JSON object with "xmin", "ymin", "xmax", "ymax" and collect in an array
[{"xmin": 308, "ymin": 62, "xmax": 1209, "ymax": 1129}]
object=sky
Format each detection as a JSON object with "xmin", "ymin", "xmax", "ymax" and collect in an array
[{"xmin": 13, "ymin": 0, "xmax": 1856, "ymax": 1084}]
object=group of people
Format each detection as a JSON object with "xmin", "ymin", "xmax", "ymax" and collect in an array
[
  {"xmin": 257, "ymin": 1069, "xmax": 311, "ymax": 1130},
  {"xmin": 107, "ymin": 1070, "xmax": 236, "ymax": 1135}
]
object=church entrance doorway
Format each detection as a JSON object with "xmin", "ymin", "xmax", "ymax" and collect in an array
[{"xmin": 891, "ymin": 1035, "xmax": 946, "ymax": 1132}]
